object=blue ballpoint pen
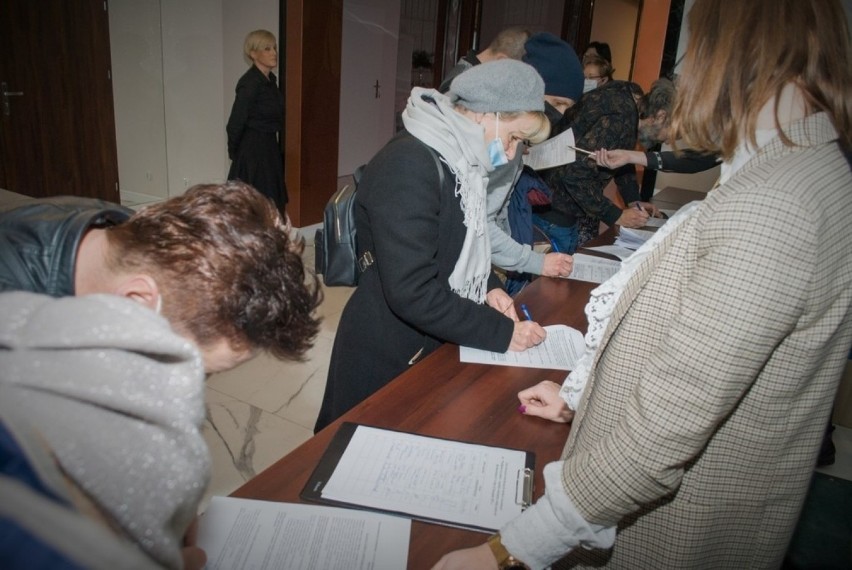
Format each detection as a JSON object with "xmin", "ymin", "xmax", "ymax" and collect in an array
[
  {"xmin": 549, "ymin": 239, "xmax": 560, "ymax": 253},
  {"xmin": 520, "ymin": 304, "xmax": 533, "ymax": 321}
]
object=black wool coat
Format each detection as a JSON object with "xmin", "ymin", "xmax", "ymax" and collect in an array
[{"xmin": 315, "ymin": 132, "xmax": 515, "ymax": 431}]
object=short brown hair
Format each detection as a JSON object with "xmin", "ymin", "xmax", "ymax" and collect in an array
[
  {"xmin": 487, "ymin": 27, "xmax": 531, "ymax": 60},
  {"xmin": 582, "ymin": 54, "xmax": 613, "ymax": 82},
  {"xmin": 671, "ymin": 0, "xmax": 852, "ymax": 160},
  {"xmin": 105, "ymin": 182, "xmax": 321, "ymax": 360}
]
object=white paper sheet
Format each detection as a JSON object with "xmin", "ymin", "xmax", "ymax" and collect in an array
[
  {"xmin": 197, "ymin": 496, "xmax": 410, "ymax": 570},
  {"xmin": 614, "ymin": 227, "xmax": 656, "ymax": 250},
  {"xmin": 522, "ymin": 128, "xmax": 579, "ymax": 170},
  {"xmin": 567, "ymin": 253, "xmax": 622, "ymax": 283},
  {"xmin": 321, "ymin": 426, "xmax": 529, "ymax": 531},
  {"xmin": 460, "ymin": 324, "xmax": 585, "ymax": 370}
]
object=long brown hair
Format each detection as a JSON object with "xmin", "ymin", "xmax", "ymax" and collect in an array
[{"xmin": 671, "ymin": 0, "xmax": 852, "ymax": 160}]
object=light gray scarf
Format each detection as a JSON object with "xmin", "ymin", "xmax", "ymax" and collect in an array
[
  {"xmin": 402, "ymin": 87, "xmax": 493, "ymax": 303},
  {"xmin": 0, "ymin": 292, "xmax": 209, "ymax": 569}
]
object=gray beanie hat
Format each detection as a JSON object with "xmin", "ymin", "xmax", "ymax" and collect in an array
[{"xmin": 447, "ymin": 59, "xmax": 545, "ymax": 113}]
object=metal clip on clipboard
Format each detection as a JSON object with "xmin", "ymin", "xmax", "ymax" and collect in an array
[{"xmin": 515, "ymin": 467, "xmax": 534, "ymax": 508}]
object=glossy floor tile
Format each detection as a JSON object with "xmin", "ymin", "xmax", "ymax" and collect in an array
[{"xmin": 201, "ymin": 240, "xmax": 354, "ymax": 507}]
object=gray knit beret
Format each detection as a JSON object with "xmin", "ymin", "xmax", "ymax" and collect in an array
[{"xmin": 447, "ymin": 59, "xmax": 545, "ymax": 113}]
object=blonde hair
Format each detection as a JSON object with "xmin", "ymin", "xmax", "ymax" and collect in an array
[
  {"xmin": 512, "ymin": 111, "xmax": 551, "ymax": 145},
  {"xmin": 453, "ymin": 108, "xmax": 551, "ymax": 145},
  {"xmin": 243, "ymin": 29, "xmax": 277, "ymax": 64},
  {"xmin": 671, "ymin": 0, "xmax": 852, "ymax": 160}
]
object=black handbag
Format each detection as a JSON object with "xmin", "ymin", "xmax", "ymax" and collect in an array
[
  {"xmin": 315, "ymin": 148, "xmax": 444, "ymax": 287},
  {"xmin": 315, "ymin": 180, "xmax": 361, "ymax": 287}
]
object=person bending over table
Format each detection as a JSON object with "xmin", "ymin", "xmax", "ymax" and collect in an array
[
  {"xmin": 315, "ymin": 60, "xmax": 550, "ymax": 432},
  {"xmin": 0, "ymin": 181, "xmax": 321, "ymax": 374},
  {"xmin": 433, "ymin": 0, "xmax": 852, "ymax": 567}
]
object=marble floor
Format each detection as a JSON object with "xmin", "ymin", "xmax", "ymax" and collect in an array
[{"xmin": 201, "ymin": 240, "xmax": 354, "ymax": 509}]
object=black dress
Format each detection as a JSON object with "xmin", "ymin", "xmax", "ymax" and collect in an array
[{"xmin": 226, "ymin": 65, "xmax": 286, "ymax": 209}]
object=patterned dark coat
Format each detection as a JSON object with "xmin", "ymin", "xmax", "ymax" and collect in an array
[{"xmin": 539, "ymin": 81, "xmax": 641, "ymax": 243}]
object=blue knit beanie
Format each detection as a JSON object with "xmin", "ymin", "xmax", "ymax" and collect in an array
[
  {"xmin": 522, "ymin": 33, "xmax": 584, "ymax": 103},
  {"xmin": 447, "ymin": 59, "xmax": 545, "ymax": 113}
]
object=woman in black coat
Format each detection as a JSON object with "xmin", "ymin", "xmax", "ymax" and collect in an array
[
  {"xmin": 226, "ymin": 30, "xmax": 286, "ymax": 210},
  {"xmin": 315, "ymin": 60, "xmax": 553, "ymax": 432}
]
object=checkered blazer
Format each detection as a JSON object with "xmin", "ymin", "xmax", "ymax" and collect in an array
[{"xmin": 555, "ymin": 113, "xmax": 852, "ymax": 569}]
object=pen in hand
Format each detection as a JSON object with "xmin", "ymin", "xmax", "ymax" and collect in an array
[{"xmin": 520, "ymin": 304, "xmax": 533, "ymax": 321}]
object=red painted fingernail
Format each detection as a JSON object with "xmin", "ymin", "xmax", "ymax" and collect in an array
[{"xmin": 518, "ymin": 405, "xmax": 526, "ymax": 414}]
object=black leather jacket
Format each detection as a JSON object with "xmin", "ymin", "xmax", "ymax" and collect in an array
[{"xmin": 0, "ymin": 197, "xmax": 131, "ymax": 295}]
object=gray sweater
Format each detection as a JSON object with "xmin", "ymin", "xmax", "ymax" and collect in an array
[{"xmin": 0, "ymin": 292, "xmax": 209, "ymax": 569}]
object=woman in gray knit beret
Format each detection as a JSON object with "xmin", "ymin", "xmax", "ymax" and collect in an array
[{"xmin": 316, "ymin": 60, "xmax": 552, "ymax": 432}]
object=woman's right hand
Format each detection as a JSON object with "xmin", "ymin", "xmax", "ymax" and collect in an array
[
  {"xmin": 508, "ymin": 320, "xmax": 546, "ymax": 351},
  {"xmin": 616, "ymin": 205, "xmax": 650, "ymax": 228},
  {"xmin": 541, "ymin": 253, "xmax": 574, "ymax": 278}
]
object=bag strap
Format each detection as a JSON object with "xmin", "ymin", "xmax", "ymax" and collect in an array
[
  {"xmin": 357, "ymin": 146, "xmax": 447, "ymax": 275},
  {"xmin": 425, "ymin": 145, "xmax": 446, "ymax": 188}
]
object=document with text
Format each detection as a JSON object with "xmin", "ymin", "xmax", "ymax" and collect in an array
[
  {"xmin": 567, "ymin": 253, "xmax": 622, "ymax": 283},
  {"xmin": 522, "ymin": 128, "xmax": 580, "ymax": 170},
  {"xmin": 460, "ymin": 324, "xmax": 585, "ymax": 370},
  {"xmin": 197, "ymin": 496, "xmax": 410, "ymax": 570},
  {"xmin": 302, "ymin": 423, "xmax": 534, "ymax": 533}
]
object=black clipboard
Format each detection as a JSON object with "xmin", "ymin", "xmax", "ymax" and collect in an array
[{"xmin": 300, "ymin": 422, "xmax": 535, "ymax": 534}]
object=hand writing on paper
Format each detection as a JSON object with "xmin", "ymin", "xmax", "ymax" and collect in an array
[
  {"xmin": 518, "ymin": 380, "xmax": 574, "ymax": 423},
  {"xmin": 541, "ymin": 252, "xmax": 574, "ymax": 278},
  {"xmin": 487, "ymin": 288, "xmax": 519, "ymax": 321},
  {"xmin": 509, "ymin": 321, "xmax": 546, "ymax": 351},
  {"xmin": 616, "ymin": 203, "xmax": 650, "ymax": 228},
  {"xmin": 431, "ymin": 543, "xmax": 497, "ymax": 570}
]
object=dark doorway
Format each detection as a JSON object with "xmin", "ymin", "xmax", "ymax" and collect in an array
[{"xmin": 0, "ymin": 0, "xmax": 119, "ymax": 200}]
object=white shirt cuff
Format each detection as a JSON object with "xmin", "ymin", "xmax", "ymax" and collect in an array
[{"xmin": 500, "ymin": 462, "xmax": 616, "ymax": 569}]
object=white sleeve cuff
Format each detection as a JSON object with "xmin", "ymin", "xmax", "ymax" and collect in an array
[{"xmin": 500, "ymin": 462, "xmax": 616, "ymax": 569}]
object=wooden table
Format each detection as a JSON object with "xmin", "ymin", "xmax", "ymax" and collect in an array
[
  {"xmin": 231, "ymin": 188, "xmax": 706, "ymax": 567},
  {"xmin": 231, "ymin": 276, "xmax": 596, "ymax": 569}
]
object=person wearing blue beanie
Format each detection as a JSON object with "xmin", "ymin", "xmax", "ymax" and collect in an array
[{"xmin": 523, "ymin": 32, "xmax": 584, "ymax": 123}]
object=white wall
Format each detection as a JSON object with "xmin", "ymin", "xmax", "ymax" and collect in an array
[
  {"xmin": 110, "ymin": 0, "xmax": 277, "ymax": 204},
  {"xmin": 338, "ymin": 0, "xmax": 401, "ymax": 175},
  {"xmin": 109, "ymin": 0, "xmax": 169, "ymax": 203},
  {"xmin": 589, "ymin": 0, "xmax": 640, "ymax": 81}
]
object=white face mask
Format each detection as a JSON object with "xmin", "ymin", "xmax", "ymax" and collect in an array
[
  {"xmin": 583, "ymin": 79, "xmax": 598, "ymax": 93},
  {"xmin": 487, "ymin": 112, "xmax": 509, "ymax": 167}
]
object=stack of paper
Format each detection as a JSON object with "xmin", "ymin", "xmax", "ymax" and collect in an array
[
  {"xmin": 197, "ymin": 497, "xmax": 410, "ymax": 569},
  {"xmin": 614, "ymin": 227, "xmax": 656, "ymax": 250}
]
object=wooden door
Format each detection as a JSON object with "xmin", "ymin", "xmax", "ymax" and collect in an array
[{"xmin": 0, "ymin": 0, "xmax": 119, "ymax": 201}]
